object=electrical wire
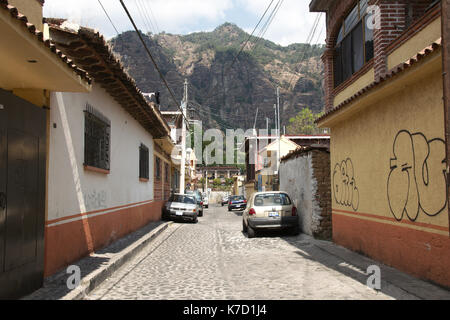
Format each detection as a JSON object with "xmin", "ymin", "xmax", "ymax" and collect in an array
[
  {"xmin": 119, "ymin": 0, "xmax": 189, "ymax": 125},
  {"xmin": 97, "ymin": 0, "xmax": 120, "ymax": 35}
]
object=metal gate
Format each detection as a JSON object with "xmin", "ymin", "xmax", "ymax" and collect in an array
[{"xmin": 0, "ymin": 89, "xmax": 46, "ymax": 299}]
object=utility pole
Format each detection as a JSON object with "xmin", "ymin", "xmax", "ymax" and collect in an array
[
  {"xmin": 266, "ymin": 117, "xmax": 269, "ymax": 133},
  {"xmin": 253, "ymin": 107, "xmax": 259, "ymax": 132},
  {"xmin": 276, "ymin": 87, "xmax": 281, "ymax": 175},
  {"xmin": 180, "ymin": 79, "xmax": 188, "ymax": 194}
]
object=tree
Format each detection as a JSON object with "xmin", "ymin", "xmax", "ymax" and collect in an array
[{"xmin": 287, "ymin": 107, "xmax": 324, "ymax": 135}]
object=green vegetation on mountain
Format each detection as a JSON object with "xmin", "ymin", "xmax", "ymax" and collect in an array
[{"xmin": 110, "ymin": 22, "xmax": 325, "ymax": 131}]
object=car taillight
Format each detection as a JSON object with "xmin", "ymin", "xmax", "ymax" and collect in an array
[
  {"xmin": 249, "ymin": 208, "xmax": 256, "ymax": 215},
  {"xmin": 243, "ymin": 200, "xmax": 247, "ymax": 203},
  {"xmin": 292, "ymin": 206, "xmax": 297, "ymax": 216},
  {"xmin": 229, "ymin": 201, "xmax": 232, "ymax": 205},
  {"xmin": 200, "ymin": 201, "xmax": 203, "ymax": 206}
]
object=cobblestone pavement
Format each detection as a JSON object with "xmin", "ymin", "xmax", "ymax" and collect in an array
[{"xmin": 86, "ymin": 204, "xmax": 445, "ymax": 300}]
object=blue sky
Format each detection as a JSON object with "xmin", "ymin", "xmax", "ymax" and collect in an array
[{"xmin": 44, "ymin": 0, "xmax": 325, "ymax": 46}]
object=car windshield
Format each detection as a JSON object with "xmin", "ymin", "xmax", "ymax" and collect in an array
[
  {"xmin": 230, "ymin": 196, "xmax": 244, "ymax": 201},
  {"xmin": 169, "ymin": 195, "xmax": 196, "ymax": 204},
  {"xmin": 186, "ymin": 191, "xmax": 202, "ymax": 201},
  {"xmin": 254, "ymin": 193, "xmax": 291, "ymax": 206}
]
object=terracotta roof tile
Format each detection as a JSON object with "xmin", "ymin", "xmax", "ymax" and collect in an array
[
  {"xmin": 46, "ymin": 19, "xmax": 171, "ymax": 139},
  {"xmin": 316, "ymin": 38, "xmax": 442, "ymax": 124},
  {"xmin": 0, "ymin": 0, "xmax": 91, "ymax": 84}
]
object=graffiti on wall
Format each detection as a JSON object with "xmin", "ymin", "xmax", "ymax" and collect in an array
[
  {"xmin": 333, "ymin": 158, "xmax": 360, "ymax": 211},
  {"xmin": 84, "ymin": 189, "xmax": 107, "ymax": 212},
  {"xmin": 387, "ymin": 130, "xmax": 447, "ymax": 222}
]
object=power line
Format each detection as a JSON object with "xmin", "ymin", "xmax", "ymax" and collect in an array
[
  {"xmin": 97, "ymin": 0, "xmax": 120, "ymax": 36},
  {"xmin": 119, "ymin": 0, "xmax": 189, "ymax": 125},
  {"xmin": 134, "ymin": 0, "xmax": 154, "ymax": 34},
  {"xmin": 286, "ymin": 12, "xmax": 323, "ymax": 91}
]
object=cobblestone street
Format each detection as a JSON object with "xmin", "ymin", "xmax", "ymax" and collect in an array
[{"xmin": 83, "ymin": 204, "xmax": 450, "ymax": 300}]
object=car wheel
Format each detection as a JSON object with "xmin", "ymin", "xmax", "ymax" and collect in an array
[
  {"xmin": 242, "ymin": 220, "xmax": 248, "ymax": 233},
  {"xmin": 247, "ymin": 225, "xmax": 256, "ymax": 238},
  {"xmin": 193, "ymin": 216, "xmax": 198, "ymax": 224},
  {"xmin": 199, "ymin": 211, "xmax": 203, "ymax": 217}
]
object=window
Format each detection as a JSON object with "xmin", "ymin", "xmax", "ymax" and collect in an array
[
  {"xmin": 254, "ymin": 193, "xmax": 292, "ymax": 206},
  {"xmin": 165, "ymin": 163, "xmax": 169, "ymax": 183},
  {"xmin": 334, "ymin": 0, "xmax": 374, "ymax": 88},
  {"xmin": 84, "ymin": 104, "xmax": 110, "ymax": 171},
  {"xmin": 139, "ymin": 144, "xmax": 149, "ymax": 180},
  {"xmin": 155, "ymin": 157, "xmax": 161, "ymax": 180}
]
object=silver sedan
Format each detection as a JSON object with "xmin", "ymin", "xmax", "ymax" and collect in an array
[
  {"xmin": 162, "ymin": 194, "xmax": 200, "ymax": 223},
  {"xmin": 242, "ymin": 191, "xmax": 299, "ymax": 238}
]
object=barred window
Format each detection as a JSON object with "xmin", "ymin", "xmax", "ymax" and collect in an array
[
  {"xmin": 155, "ymin": 157, "xmax": 161, "ymax": 180},
  {"xmin": 139, "ymin": 144, "xmax": 149, "ymax": 180},
  {"xmin": 84, "ymin": 104, "xmax": 110, "ymax": 171}
]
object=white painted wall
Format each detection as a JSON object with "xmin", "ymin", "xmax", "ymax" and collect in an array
[
  {"xmin": 48, "ymin": 83, "xmax": 155, "ymax": 221},
  {"xmin": 279, "ymin": 154, "xmax": 321, "ymax": 236}
]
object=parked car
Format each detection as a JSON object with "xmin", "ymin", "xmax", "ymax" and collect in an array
[
  {"xmin": 221, "ymin": 195, "xmax": 229, "ymax": 206},
  {"xmin": 202, "ymin": 192, "xmax": 209, "ymax": 208},
  {"xmin": 162, "ymin": 194, "xmax": 199, "ymax": 223},
  {"xmin": 186, "ymin": 190, "xmax": 204, "ymax": 216},
  {"xmin": 242, "ymin": 191, "xmax": 299, "ymax": 238},
  {"xmin": 228, "ymin": 195, "xmax": 247, "ymax": 211}
]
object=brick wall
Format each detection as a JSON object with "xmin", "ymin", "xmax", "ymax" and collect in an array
[
  {"xmin": 322, "ymin": 0, "xmax": 438, "ymax": 107},
  {"xmin": 310, "ymin": 150, "xmax": 332, "ymax": 239},
  {"xmin": 279, "ymin": 148, "xmax": 331, "ymax": 239}
]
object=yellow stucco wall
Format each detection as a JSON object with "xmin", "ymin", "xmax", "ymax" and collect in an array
[
  {"xmin": 388, "ymin": 16, "xmax": 441, "ymax": 70},
  {"xmin": 330, "ymin": 63, "xmax": 448, "ymax": 234},
  {"xmin": 8, "ymin": 0, "xmax": 43, "ymax": 30},
  {"xmin": 334, "ymin": 68, "xmax": 375, "ymax": 107}
]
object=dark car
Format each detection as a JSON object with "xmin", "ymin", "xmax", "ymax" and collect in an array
[
  {"xmin": 162, "ymin": 194, "xmax": 200, "ymax": 223},
  {"xmin": 186, "ymin": 190, "xmax": 204, "ymax": 216},
  {"xmin": 228, "ymin": 195, "xmax": 247, "ymax": 211}
]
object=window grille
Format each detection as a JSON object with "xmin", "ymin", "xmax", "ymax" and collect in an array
[
  {"xmin": 139, "ymin": 144, "xmax": 149, "ymax": 179},
  {"xmin": 84, "ymin": 103, "xmax": 111, "ymax": 171}
]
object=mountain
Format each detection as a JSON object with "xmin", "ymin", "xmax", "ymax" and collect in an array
[{"xmin": 110, "ymin": 22, "xmax": 325, "ymax": 131}]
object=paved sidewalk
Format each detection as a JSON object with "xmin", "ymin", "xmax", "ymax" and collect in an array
[
  {"xmin": 23, "ymin": 220, "xmax": 171, "ymax": 300},
  {"xmin": 293, "ymin": 236, "xmax": 450, "ymax": 300}
]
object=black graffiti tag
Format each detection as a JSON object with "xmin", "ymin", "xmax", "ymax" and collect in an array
[
  {"xmin": 387, "ymin": 130, "xmax": 447, "ymax": 222},
  {"xmin": 333, "ymin": 158, "xmax": 359, "ymax": 211}
]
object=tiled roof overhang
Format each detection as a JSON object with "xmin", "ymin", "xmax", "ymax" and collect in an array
[
  {"xmin": 316, "ymin": 38, "xmax": 442, "ymax": 126},
  {"xmin": 46, "ymin": 19, "xmax": 171, "ymax": 139},
  {"xmin": 0, "ymin": 0, "xmax": 91, "ymax": 85}
]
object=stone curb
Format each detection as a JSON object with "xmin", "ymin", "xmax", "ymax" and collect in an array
[{"xmin": 63, "ymin": 221, "xmax": 173, "ymax": 300}]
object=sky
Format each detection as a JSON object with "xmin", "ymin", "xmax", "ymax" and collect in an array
[{"xmin": 43, "ymin": 0, "xmax": 326, "ymax": 46}]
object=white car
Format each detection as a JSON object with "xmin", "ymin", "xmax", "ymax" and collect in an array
[
  {"xmin": 202, "ymin": 193, "xmax": 209, "ymax": 208},
  {"xmin": 242, "ymin": 191, "xmax": 299, "ymax": 238}
]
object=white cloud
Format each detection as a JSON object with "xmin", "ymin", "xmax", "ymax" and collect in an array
[
  {"xmin": 43, "ymin": 0, "xmax": 324, "ymax": 45},
  {"xmin": 44, "ymin": 0, "xmax": 233, "ymax": 38},
  {"xmin": 239, "ymin": 0, "xmax": 326, "ymax": 46}
]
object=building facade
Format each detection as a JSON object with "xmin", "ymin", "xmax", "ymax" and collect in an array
[
  {"xmin": 311, "ymin": 0, "xmax": 450, "ymax": 287},
  {"xmin": 45, "ymin": 22, "xmax": 173, "ymax": 277},
  {"xmin": 0, "ymin": 0, "xmax": 92, "ymax": 298}
]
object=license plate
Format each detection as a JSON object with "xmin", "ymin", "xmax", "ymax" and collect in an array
[
  {"xmin": 176, "ymin": 211, "xmax": 183, "ymax": 216},
  {"xmin": 269, "ymin": 212, "xmax": 279, "ymax": 217}
]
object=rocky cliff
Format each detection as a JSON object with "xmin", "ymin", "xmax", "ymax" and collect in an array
[{"xmin": 110, "ymin": 23, "xmax": 324, "ymax": 130}]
